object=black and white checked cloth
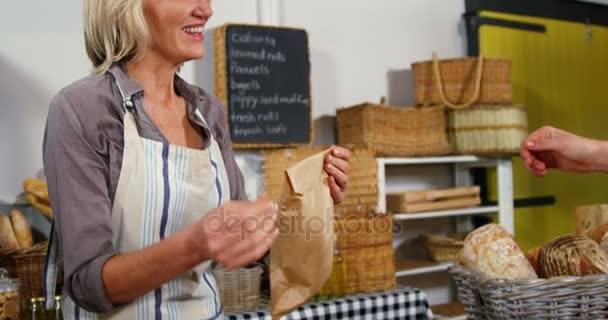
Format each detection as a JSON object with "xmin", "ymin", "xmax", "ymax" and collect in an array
[{"xmin": 226, "ymin": 287, "xmax": 433, "ymax": 320}]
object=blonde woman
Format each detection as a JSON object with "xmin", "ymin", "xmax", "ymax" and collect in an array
[{"xmin": 42, "ymin": 0, "xmax": 351, "ymax": 319}]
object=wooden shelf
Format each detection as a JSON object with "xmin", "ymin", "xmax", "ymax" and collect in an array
[
  {"xmin": 393, "ymin": 206, "xmax": 499, "ymax": 221},
  {"xmin": 432, "ymin": 302, "xmax": 466, "ymax": 320},
  {"xmin": 395, "ymin": 260, "xmax": 455, "ymax": 277},
  {"xmin": 377, "ymin": 155, "xmax": 486, "ymax": 165}
]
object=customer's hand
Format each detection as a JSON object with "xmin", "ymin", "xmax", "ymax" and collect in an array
[
  {"xmin": 324, "ymin": 146, "xmax": 351, "ymax": 204},
  {"xmin": 192, "ymin": 196, "xmax": 279, "ymax": 269},
  {"xmin": 520, "ymin": 126, "xmax": 601, "ymax": 176}
]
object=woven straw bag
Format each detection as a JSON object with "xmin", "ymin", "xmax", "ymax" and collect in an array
[
  {"xmin": 413, "ymin": 54, "xmax": 511, "ymax": 107},
  {"xmin": 414, "ymin": 54, "xmax": 527, "ymax": 155}
]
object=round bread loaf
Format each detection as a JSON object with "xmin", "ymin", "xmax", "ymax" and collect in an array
[
  {"xmin": 588, "ymin": 224, "xmax": 608, "ymax": 243},
  {"xmin": 526, "ymin": 246, "xmax": 542, "ymax": 274},
  {"xmin": 460, "ymin": 223, "xmax": 537, "ymax": 279},
  {"xmin": 538, "ymin": 234, "xmax": 608, "ymax": 278}
]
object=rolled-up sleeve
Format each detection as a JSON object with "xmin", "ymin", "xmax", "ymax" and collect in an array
[{"xmin": 43, "ymin": 92, "xmax": 118, "ymax": 313}]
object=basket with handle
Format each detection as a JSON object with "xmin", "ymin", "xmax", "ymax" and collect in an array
[
  {"xmin": 413, "ymin": 54, "xmax": 511, "ymax": 106},
  {"xmin": 449, "ymin": 264, "xmax": 608, "ymax": 320},
  {"xmin": 414, "ymin": 54, "xmax": 526, "ymax": 156}
]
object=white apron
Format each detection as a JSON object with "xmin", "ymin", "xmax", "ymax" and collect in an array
[{"xmin": 44, "ymin": 76, "xmax": 231, "ymax": 320}]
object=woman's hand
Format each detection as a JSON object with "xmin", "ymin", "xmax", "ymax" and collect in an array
[
  {"xmin": 192, "ymin": 196, "xmax": 279, "ymax": 269},
  {"xmin": 324, "ymin": 146, "xmax": 351, "ymax": 204},
  {"xmin": 520, "ymin": 126, "xmax": 608, "ymax": 176}
]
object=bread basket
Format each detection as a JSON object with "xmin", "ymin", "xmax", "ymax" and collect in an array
[
  {"xmin": 0, "ymin": 242, "xmax": 51, "ymax": 309},
  {"xmin": 449, "ymin": 264, "xmax": 608, "ymax": 320}
]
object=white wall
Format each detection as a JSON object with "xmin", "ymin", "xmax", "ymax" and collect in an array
[
  {"xmin": 0, "ymin": 0, "xmax": 466, "ymax": 201},
  {"xmin": 0, "ymin": 0, "xmax": 466, "ymax": 305}
]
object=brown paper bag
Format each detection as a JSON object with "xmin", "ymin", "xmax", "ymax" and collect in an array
[{"xmin": 270, "ymin": 150, "xmax": 335, "ymax": 319}]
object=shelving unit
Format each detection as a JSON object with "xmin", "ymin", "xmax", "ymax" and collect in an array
[
  {"xmin": 395, "ymin": 260, "xmax": 455, "ymax": 277},
  {"xmin": 376, "ymin": 155, "xmax": 514, "ymax": 317},
  {"xmin": 377, "ymin": 155, "xmax": 514, "ymax": 233},
  {"xmin": 393, "ymin": 206, "xmax": 499, "ymax": 221}
]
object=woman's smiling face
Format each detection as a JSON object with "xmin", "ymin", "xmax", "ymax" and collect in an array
[{"xmin": 143, "ymin": 0, "xmax": 212, "ymax": 64}]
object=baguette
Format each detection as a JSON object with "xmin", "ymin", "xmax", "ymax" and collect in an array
[
  {"xmin": 0, "ymin": 215, "xmax": 20, "ymax": 251},
  {"xmin": 10, "ymin": 209, "xmax": 33, "ymax": 249}
]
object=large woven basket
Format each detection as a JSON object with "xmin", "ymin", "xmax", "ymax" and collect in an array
[
  {"xmin": 0, "ymin": 242, "xmax": 48, "ymax": 309},
  {"xmin": 413, "ymin": 55, "xmax": 511, "ymax": 107},
  {"xmin": 262, "ymin": 146, "xmax": 378, "ymax": 215},
  {"xmin": 320, "ymin": 213, "xmax": 396, "ymax": 295},
  {"xmin": 336, "ymin": 103, "xmax": 450, "ymax": 157},
  {"xmin": 447, "ymin": 104, "xmax": 528, "ymax": 156},
  {"xmin": 449, "ymin": 265, "xmax": 608, "ymax": 320},
  {"xmin": 213, "ymin": 265, "xmax": 264, "ymax": 313}
]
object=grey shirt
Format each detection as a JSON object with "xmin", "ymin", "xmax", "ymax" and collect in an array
[{"xmin": 43, "ymin": 64, "xmax": 246, "ymax": 313}]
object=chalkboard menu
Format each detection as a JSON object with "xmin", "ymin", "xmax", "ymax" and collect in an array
[{"xmin": 214, "ymin": 24, "xmax": 312, "ymax": 148}]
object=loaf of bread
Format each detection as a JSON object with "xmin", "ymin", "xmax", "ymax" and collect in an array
[
  {"xmin": 526, "ymin": 246, "xmax": 542, "ymax": 274},
  {"xmin": 0, "ymin": 215, "xmax": 20, "ymax": 251},
  {"xmin": 587, "ymin": 224, "xmax": 608, "ymax": 243},
  {"xmin": 538, "ymin": 234, "xmax": 608, "ymax": 278},
  {"xmin": 10, "ymin": 209, "xmax": 32, "ymax": 249},
  {"xmin": 460, "ymin": 223, "xmax": 537, "ymax": 280}
]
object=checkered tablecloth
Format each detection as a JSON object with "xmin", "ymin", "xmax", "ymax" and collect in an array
[{"xmin": 225, "ymin": 287, "xmax": 433, "ymax": 320}]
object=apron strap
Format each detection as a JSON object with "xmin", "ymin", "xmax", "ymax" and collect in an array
[
  {"xmin": 112, "ymin": 74, "xmax": 135, "ymax": 113},
  {"xmin": 43, "ymin": 221, "xmax": 60, "ymax": 309}
]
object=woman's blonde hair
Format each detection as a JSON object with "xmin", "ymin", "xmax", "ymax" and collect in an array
[{"xmin": 83, "ymin": 0, "xmax": 151, "ymax": 75}]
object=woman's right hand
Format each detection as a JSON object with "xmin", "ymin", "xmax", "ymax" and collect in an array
[
  {"xmin": 520, "ymin": 126, "xmax": 605, "ymax": 176},
  {"xmin": 189, "ymin": 196, "xmax": 279, "ymax": 269}
]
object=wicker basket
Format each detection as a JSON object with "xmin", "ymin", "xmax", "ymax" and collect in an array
[
  {"xmin": 213, "ymin": 264, "xmax": 263, "ymax": 313},
  {"xmin": 449, "ymin": 264, "xmax": 608, "ymax": 320},
  {"xmin": 320, "ymin": 213, "xmax": 396, "ymax": 295},
  {"xmin": 263, "ymin": 146, "xmax": 378, "ymax": 215},
  {"xmin": 447, "ymin": 104, "xmax": 528, "ymax": 156},
  {"xmin": 421, "ymin": 234, "xmax": 465, "ymax": 262},
  {"xmin": 413, "ymin": 54, "xmax": 512, "ymax": 107},
  {"xmin": 0, "ymin": 242, "xmax": 47, "ymax": 309},
  {"xmin": 336, "ymin": 103, "xmax": 450, "ymax": 157}
]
